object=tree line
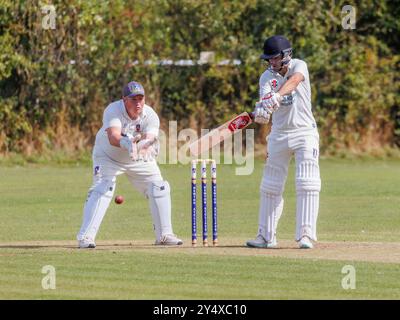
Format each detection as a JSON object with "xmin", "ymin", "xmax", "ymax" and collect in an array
[{"xmin": 1, "ymin": 0, "xmax": 399, "ymax": 157}]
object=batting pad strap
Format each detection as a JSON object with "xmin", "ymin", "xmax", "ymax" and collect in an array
[
  {"xmin": 148, "ymin": 181, "xmax": 170, "ymax": 198},
  {"xmin": 92, "ymin": 179, "xmax": 116, "ymax": 198},
  {"xmin": 295, "ymin": 160, "xmax": 321, "ymax": 192}
]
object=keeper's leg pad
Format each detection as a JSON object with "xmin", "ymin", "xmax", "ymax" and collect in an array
[
  {"xmin": 77, "ymin": 178, "xmax": 116, "ymax": 241},
  {"xmin": 147, "ymin": 181, "xmax": 173, "ymax": 240},
  {"xmin": 295, "ymin": 160, "xmax": 321, "ymax": 241}
]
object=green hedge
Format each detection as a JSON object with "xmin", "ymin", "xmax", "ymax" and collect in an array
[{"xmin": 1, "ymin": 0, "xmax": 399, "ymax": 155}]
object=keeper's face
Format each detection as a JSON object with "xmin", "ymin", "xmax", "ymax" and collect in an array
[{"xmin": 123, "ymin": 95, "xmax": 145, "ymax": 118}]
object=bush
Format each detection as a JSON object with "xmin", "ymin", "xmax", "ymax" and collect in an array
[{"xmin": 0, "ymin": 0, "xmax": 398, "ymax": 157}]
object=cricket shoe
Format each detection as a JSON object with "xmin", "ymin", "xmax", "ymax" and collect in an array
[
  {"xmin": 78, "ymin": 237, "xmax": 96, "ymax": 249},
  {"xmin": 155, "ymin": 234, "xmax": 183, "ymax": 246},
  {"xmin": 246, "ymin": 235, "xmax": 277, "ymax": 248},
  {"xmin": 298, "ymin": 236, "xmax": 313, "ymax": 249}
]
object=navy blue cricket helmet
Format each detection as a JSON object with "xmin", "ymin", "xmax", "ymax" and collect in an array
[{"xmin": 260, "ymin": 35, "xmax": 292, "ymax": 63}]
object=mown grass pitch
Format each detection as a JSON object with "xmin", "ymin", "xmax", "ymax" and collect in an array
[{"xmin": 0, "ymin": 159, "xmax": 399, "ymax": 299}]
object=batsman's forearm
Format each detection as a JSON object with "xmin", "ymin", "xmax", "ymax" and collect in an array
[{"xmin": 277, "ymin": 72, "xmax": 304, "ymax": 97}]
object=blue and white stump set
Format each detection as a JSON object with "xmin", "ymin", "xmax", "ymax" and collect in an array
[{"xmin": 191, "ymin": 159, "xmax": 218, "ymax": 246}]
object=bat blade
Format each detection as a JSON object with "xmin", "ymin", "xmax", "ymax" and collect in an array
[{"xmin": 189, "ymin": 112, "xmax": 253, "ymax": 157}]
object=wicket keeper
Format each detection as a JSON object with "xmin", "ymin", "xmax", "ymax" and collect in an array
[{"xmin": 77, "ymin": 81, "xmax": 183, "ymax": 248}]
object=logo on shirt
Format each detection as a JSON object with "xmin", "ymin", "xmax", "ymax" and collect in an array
[
  {"xmin": 281, "ymin": 91, "xmax": 296, "ymax": 106},
  {"xmin": 270, "ymin": 79, "xmax": 278, "ymax": 90},
  {"xmin": 94, "ymin": 166, "xmax": 100, "ymax": 176},
  {"xmin": 122, "ymin": 122, "xmax": 142, "ymax": 135}
]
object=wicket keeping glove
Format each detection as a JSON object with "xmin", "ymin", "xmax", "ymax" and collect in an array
[
  {"xmin": 137, "ymin": 138, "xmax": 159, "ymax": 161},
  {"xmin": 120, "ymin": 134, "xmax": 142, "ymax": 161}
]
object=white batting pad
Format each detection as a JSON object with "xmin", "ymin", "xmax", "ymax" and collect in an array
[
  {"xmin": 296, "ymin": 191, "xmax": 319, "ymax": 241},
  {"xmin": 258, "ymin": 194, "xmax": 284, "ymax": 242},
  {"xmin": 77, "ymin": 179, "xmax": 116, "ymax": 241},
  {"xmin": 147, "ymin": 181, "xmax": 173, "ymax": 240},
  {"xmin": 295, "ymin": 160, "xmax": 321, "ymax": 241},
  {"xmin": 257, "ymin": 162, "xmax": 287, "ymax": 242},
  {"xmin": 260, "ymin": 163, "xmax": 287, "ymax": 195}
]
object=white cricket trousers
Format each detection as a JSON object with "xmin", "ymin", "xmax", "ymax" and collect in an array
[
  {"xmin": 258, "ymin": 128, "xmax": 321, "ymax": 242},
  {"xmin": 77, "ymin": 154, "xmax": 165, "ymax": 242}
]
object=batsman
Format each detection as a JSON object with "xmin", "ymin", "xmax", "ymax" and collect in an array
[
  {"xmin": 76, "ymin": 81, "xmax": 182, "ymax": 248},
  {"xmin": 247, "ymin": 35, "xmax": 321, "ymax": 249}
]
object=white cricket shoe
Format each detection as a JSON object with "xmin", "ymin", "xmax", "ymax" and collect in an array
[
  {"xmin": 78, "ymin": 237, "xmax": 96, "ymax": 249},
  {"xmin": 299, "ymin": 236, "xmax": 313, "ymax": 249},
  {"xmin": 246, "ymin": 235, "xmax": 277, "ymax": 248},
  {"xmin": 155, "ymin": 234, "xmax": 183, "ymax": 246}
]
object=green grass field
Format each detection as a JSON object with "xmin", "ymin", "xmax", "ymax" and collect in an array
[{"xmin": 0, "ymin": 158, "xmax": 399, "ymax": 299}]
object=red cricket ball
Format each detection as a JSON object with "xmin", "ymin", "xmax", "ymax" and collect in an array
[{"xmin": 115, "ymin": 195, "xmax": 124, "ymax": 204}]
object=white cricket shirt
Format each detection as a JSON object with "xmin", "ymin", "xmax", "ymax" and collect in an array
[
  {"xmin": 259, "ymin": 58, "xmax": 317, "ymax": 132},
  {"xmin": 93, "ymin": 100, "xmax": 160, "ymax": 163}
]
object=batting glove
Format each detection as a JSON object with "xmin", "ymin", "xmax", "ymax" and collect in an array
[
  {"xmin": 253, "ymin": 92, "xmax": 282, "ymax": 124},
  {"xmin": 253, "ymin": 103, "xmax": 271, "ymax": 124},
  {"xmin": 260, "ymin": 91, "xmax": 282, "ymax": 111}
]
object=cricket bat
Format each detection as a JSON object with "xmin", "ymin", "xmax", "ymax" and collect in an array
[{"xmin": 188, "ymin": 111, "xmax": 254, "ymax": 157}]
